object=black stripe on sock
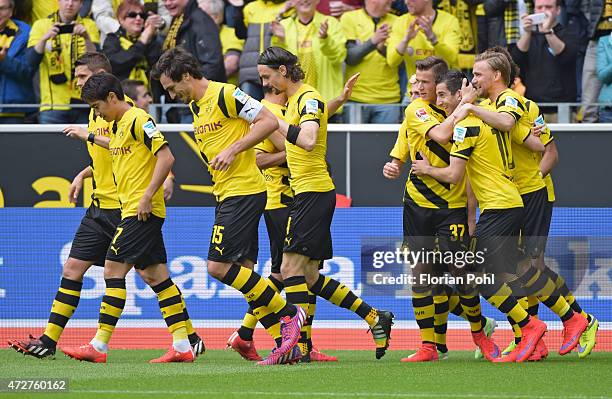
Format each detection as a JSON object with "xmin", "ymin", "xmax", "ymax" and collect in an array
[
  {"xmin": 320, "ymin": 279, "xmax": 340, "ymax": 300},
  {"xmin": 249, "ymin": 286, "xmax": 275, "ymax": 309},
  {"xmin": 105, "ymin": 278, "xmax": 126, "ymax": 289},
  {"xmin": 310, "ymin": 274, "xmax": 326, "ymax": 294},
  {"xmin": 240, "ymin": 273, "xmax": 260, "ymax": 295},
  {"xmin": 164, "ymin": 313, "xmax": 185, "ymax": 327},
  {"xmin": 48, "ymin": 312, "xmax": 69, "ymax": 327},
  {"xmin": 102, "ymin": 295, "xmax": 126, "ymax": 309},
  {"xmin": 99, "ymin": 313, "xmax": 119, "ymax": 326},
  {"xmin": 412, "ymin": 296, "xmax": 433, "ymax": 308},
  {"xmin": 221, "ymin": 264, "xmax": 241, "ymax": 286},
  {"xmin": 151, "ymin": 278, "xmax": 174, "ymax": 294},
  {"xmin": 60, "ymin": 277, "xmax": 83, "ymax": 291},
  {"xmin": 259, "ymin": 313, "xmax": 279, "ymax": 329},
  {"xmin": 355, "ymin": 302, "xmax": 372, "ymax": 319},
  {"xmin": 268, "ymin": 275, "xmax": 285, "ymax": 292},
  {"xmin": 159, "ymin": 295, "xmax": 182, "ymax": 309},
  {"xmin": 339, "ymin": 292, "xmax": 358, "ymax": 309},
  {"xmin": 55, "ymin": 291, "xmax": 80, "ymax": 307}
]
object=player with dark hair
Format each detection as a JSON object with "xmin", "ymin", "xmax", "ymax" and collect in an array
[
  {"xmin": 257, "ymin": 46, "xmax": 395, "ymax": 361},
  {"xmin": 7, "ymin": 52, "xmax": 203, "ymax": 360},
  {"xmin": 153, "ymin": 47, "xmax": 306, "ymax": 366},
  {"xmin": 54, "ymin": 72, "xmax": 196, "ymax": 363}
]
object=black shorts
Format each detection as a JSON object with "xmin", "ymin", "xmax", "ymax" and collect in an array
[
  {"xmin": 403, "ymin": 200, "xmax": 469, "ymax": 253},
  {"xmin": 264, "ymin": 207, "xmax": 291, "ymax": 274},
  {"xmin": 69, "ymin": 205, "xmax": 121, "ymax": 266},
  {"xmin": 105, "ymin": 215, "xmax": 167, "ymax": 269},
  {"xmin": 208, "ymin": 192, "xmax": 266, "ymax": 264},
  {"xmin": 283, "ymin": 190, "xmax": 335, "ymax": 261},
  {"xmin": 473, "ymin": 207, "xmax": 523, "ymax": 274},
  {"xmin": 520, "ymin": 188, "xmax": 552, "ymax": 258}
]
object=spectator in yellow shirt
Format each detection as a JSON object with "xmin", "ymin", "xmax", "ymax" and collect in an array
[
  {"xmin": 340, "ymin": 0, "xmax": 400, "ymax": 123},
  {"xmin": 28, "ymin": 0, "xmax": 99, "ymax": 124},
  {"xmin": 387, "ymin": 0, "xmax": 460, "ymax": 98},
  {"xmin": 272, "ymin": 0, "xmax": 347, "ymax": 121},
  {"xmin": 200, "ymin": 0, "xmax": 245, "ymax": 86}
]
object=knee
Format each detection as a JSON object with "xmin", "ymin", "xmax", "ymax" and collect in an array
[
  {"xmin": 207, "ymin": 261, "xmax": 229, "ymax": 281},
  {"xmin": 136, "ymin": 269, "xmax": 159, "ymax": 286},
  {"xmin": 62, "ymin": 258, "xmax": 90, "ymax": 281}
]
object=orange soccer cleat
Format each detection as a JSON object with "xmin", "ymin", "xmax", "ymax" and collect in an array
[
  {"xmin": 149, "ymin": 347, "xmax": 194, "ymax": 363},
  {"xmin": 62, "ymin": 344, "xmax": 107, "ymax": 363}
]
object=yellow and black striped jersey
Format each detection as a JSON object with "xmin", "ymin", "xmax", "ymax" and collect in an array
[
  {"xmin": 87, "ymin": 109, "xmax": 120, "ymax": 209},
  {"xmin": 110, "ymin": 106, "xmax": 167, "ymax": 218},
  {"xmin": 451, "ymin": 115, "xmax": 523, "ymax": 211},
  {"xmin": 391, "ymin": 97, "xmax": 466, "ymax": 209},
  {"xmin": 255, "ymin": 100, "xmax": 294, "ymax": 210},
  {"xmin": 510, "ymin": 99, "xmax": 549, "ymax": 195},
  {"xmin": 284, "ymin": 83, "xmax": 335, "ymax": 194},
  {"xmin": 86, "ymin": 96, "xmax": 134, "ymax": 209},
  {"xmin": 189, "ymin": 81, "xmax": 266, "ymax": 202}
]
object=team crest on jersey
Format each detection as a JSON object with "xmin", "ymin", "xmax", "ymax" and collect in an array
[
  {"xmin": 305, "ymin": 99, "xmax": 319, "ymax": 114},
  {"xmin": 232, "ymin": 88, "xmax": 249, "ymax": 104},
  {"xmin": 142, "ymin": 120, "xmax": 159, "ymax": 138},
  {"xmin": 415, "ymin": 108, "xmax": 430, "ymax": 122},
  {"xmin": 453, "ymin": 126, "xmax": 467, "ymax": 143},
  {"xmin": 505, "ymin": 96, "xmax": 518, "ymax": 108}
]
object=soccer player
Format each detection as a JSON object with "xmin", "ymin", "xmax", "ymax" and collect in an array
[
  {"xmin": 257, "ymin": 46, "xmax": 395, "ymax": 360},
  {"xmin": 55, "ymin": 73, "xmax": 193, "ymax": 363},
  {"xmin": 478, "ymin": 47, "xmax": 595, "ymax": 360},
  {"xmin": 382, "ymin": 57, "xmax": 498, "ymax": 362},
  {"xmin": 7, "ymin": 53, "xmax": 203, "ymax": 360},
  {"xmin": 228, "ymin": 75, "xmax": 360, "ymax": 362},
  {"xmin": 152, "ymin": 47, "xmax": 305, "ymax": 365},
  {"xmin": 458, "ymin": 49, "xmax": 589, "ymax": 359},
  {"xmin": 411, "ymin": 68, "xmax": 548, "ymax": 363}
]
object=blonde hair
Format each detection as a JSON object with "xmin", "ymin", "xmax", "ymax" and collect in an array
[{"xmin": 475, "ymin": 51, "xmax": 511, "ymax": 86}]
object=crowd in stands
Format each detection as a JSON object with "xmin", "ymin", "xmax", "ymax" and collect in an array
[{"xmin": 0, "ymin": 0, "xmax": 610, "ymax": 123}]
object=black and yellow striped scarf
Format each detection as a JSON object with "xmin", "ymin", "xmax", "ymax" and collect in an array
[
  {"xmin": 118, "ymin": 29, "xmax": 149, "ymax": 86},
  {"xmin": 162, "ymin": 14, "xmax": 183, "ymax": 50},
  {"xmin": 0, "ymin": 19, "xmax": 18, "ymax": 49},
  {"xmin": 504, "ymin": 0, "xmax": 532, "ymax": 45},
  {"xmin": 48, "ymin": 11, "xmax": 85, "ymax": 90}
]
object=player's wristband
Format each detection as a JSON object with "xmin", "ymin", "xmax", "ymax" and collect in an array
[
  {"xmin": 287, "ymin": 124, "xmax": 301, "ymax": 145},
  {"xmin": 87, "ymin": 133, "xmax": 95, "ymax": 143}
]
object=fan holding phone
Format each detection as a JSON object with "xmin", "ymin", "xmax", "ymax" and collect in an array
[{"xmin": 511, "ymin": 0, "xmax": 578, "ymax": 122}]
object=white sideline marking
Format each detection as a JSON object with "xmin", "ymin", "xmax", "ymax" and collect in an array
[{"xmin": 74, "ymin": 389, "xmax": 611, "ymax": 399}]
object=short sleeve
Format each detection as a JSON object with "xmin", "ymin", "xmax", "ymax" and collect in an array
[
  {"xmin": 408, "ymin": 105, "xmax": 440, "ymax": 138},
  {"xmin": 495, "ymin": 91, "xmax": 526, "ymax": 122},
  {"xmin": 451, "ymin": 121, "xmax": 480, "ymax": 160},
  {"xmin": 390, "ymin": 118, "xmax": 410, "ymax": 162},
  {"xmin": 298, "ymin": 91, "xmax": 325, "ymax": 126},
  {"xmin": 138, "ymin": 115, "xmax": 168, "ymax": 155}
]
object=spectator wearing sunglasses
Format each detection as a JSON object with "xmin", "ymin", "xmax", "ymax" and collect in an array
[
  {"xmin": 92, "ymin": 0, "xmax": 171, "ymax": 39},
  {"xmin": 102, "ymin": 0, "xmax": 163, "ymax": 88}
]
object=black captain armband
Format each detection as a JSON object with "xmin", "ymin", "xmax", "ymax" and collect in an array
[
  {"xmin": 87, "ymin": 133, "xmax": 96, "ymax": 143},
  {"xmin": 287, "ymin": 124, "xmax": 301, "ymax": 145}
]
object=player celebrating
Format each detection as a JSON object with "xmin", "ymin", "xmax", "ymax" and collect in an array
[
  {"xmin": 457, "ymin": 49, "xmax": 589, "ymax": 359},
  {"xmin": 383, "ymin": 57, "xmax": 498, "ymax": 362},
  {"xmin": 229, "ymin": 75, "xmax": 360, "ymax": 362},
  {"xmin": 58, "ymin": 73, "xmax": 196, "ymax": 363},
  {"xmin": 411, "ymin": 66, "xmax": 550, "ymax": 363},
  {"xmin": 152, "ymin": 47, "xmax": 306, "ymax": 365},
  {"xmin": 8, "ymin": 53, "xmax": 203, "ymax": 360},
  {"xmin": 257, "ymin": 46, "xmax": 394, "ymax": 361}
]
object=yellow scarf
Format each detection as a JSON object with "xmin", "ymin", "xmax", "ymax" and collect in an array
[
  {"xmin": 48, "ymin": 11, "xmax": 86, "ymax": 95},
  {"xmin": 163, "ymin": 14, "xmax": 184, "ymax": 50},
  {"xmin": 119, "ymin": 30, "xmax": 149, "ymax": 86},
  {"xmin": 0, "ymin": 19, "xmax": 18, "ymax": 49}
]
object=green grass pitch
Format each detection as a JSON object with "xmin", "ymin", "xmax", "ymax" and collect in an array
[{"xmin": 1, "ymin": 349, "xmax": 610, "ymax": 399}]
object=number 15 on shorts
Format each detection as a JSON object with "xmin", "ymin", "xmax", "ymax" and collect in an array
[{"xmin": 212, "ymin": 225, "xmax": 224, "ymax": 244}]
